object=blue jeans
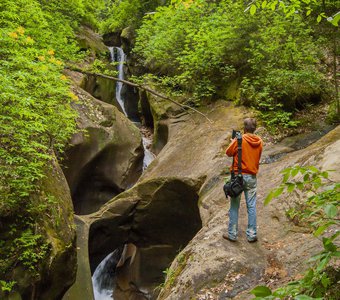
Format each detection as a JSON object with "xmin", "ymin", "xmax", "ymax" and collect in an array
[{"xmin": 228, "ymin": 174, "xmax": 257, "ymax": 241}]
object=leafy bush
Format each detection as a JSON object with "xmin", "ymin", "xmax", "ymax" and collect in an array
[
  {"xmin": 252, "ymin": 166, "xmax": 339, "ymax": 299},
  {"xmin": 134, "ymin": 1, "xmax": 255, "ymax": 100},
  {"xmin": 99, "ymin": 0, "xmax": 169, "ymax": 33},
  {"xmin": 0, "ymin": 0, "xmax": 94, "ymax": 283},
  {"xmin": 133, "ymin": 0, "xmax": 330, "ymax": 112},
  {"xmin": 0, "ymin": 24, "xmax": 77, "ymax": 214}
]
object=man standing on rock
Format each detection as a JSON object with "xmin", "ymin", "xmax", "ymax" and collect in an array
[{"xmin": 224, "ymin": 118, "xmax": 263, "ymax": 242}]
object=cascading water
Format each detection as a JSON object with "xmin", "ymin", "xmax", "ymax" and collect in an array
[
  {"xmin": 92, "ymin": 250, "xmax": 121, "ymax": 300},
  {"xmin": 109, "ymin": 47, "xmax": 127, "ymax": 116},
  {"xmin": 142, "ymin": 129, "xmax": 155, "ymax": 170},
  {"xmin": 109, "ymin": 46, "xmax": 155, "ymax": 170},
  {"xmin": 92, "ymin": 47, "xmax": 155, "ymax": 300}
]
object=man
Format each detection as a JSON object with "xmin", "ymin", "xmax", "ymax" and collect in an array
[{"xmin": 224, "ymin": 118, "xmax": 263, "ymax": 242}]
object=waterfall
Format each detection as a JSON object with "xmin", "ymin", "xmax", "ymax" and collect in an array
[
  {"xmin": 141, "ymin": 127, "xmax": 155, "ymax": 170},
  {"xmin": 92, "ymin": 47, "xmax": 156, "ymax": 299},
  {"xmin": 109, "ymin": 46, "xmax": 155, "ymax": 170},
  {"xmin": 92, "ymin": 250, "xmax": 120, "ymax": 300},
  {"xmin": 109, "ymin": 47, "xmax": 127, "ymax": 115}
]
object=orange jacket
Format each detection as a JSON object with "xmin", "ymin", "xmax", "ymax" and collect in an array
[{"xmin": 226, "ymin": 133, "xmax": 263, "ymax": 175}]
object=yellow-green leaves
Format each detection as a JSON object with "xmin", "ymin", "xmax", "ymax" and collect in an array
[
  {"xmin": 247, "ymin": 0, "xmax": 339, "ymax": 27},
  {"xmin": 250, "ymin": 285, "xmax": 272, "ymax": 297},
  {"xmin": 264, "ymin": 187, "xmax": 283, "ymax": 205},
  {"xmin": 270, "ymin": 0, "xmax": 278, "ymax": 11},
  {"xmin": 250, "ymin": 4, "xmax": 257, "ymax": 15},
  {"xmin": 329, "ymin": 11, "xmax": 340, "ymax": 26}
]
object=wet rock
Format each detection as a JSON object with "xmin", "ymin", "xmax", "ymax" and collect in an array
[
  {"xmin": 76, "ymin": 26, "xmax": 108, "ymax": 56},
  {"xmin": 62, "ymin": 86, "xmax": 143, "ymax": 215},
  {"xmin": 82, "ymin": 74, "xmax": 116, "ymax": 107},
  {"xmin": 103, "ymin": 31, "xmax": 122, "ymax": 47},
  {"xmin": 121, "ymin": 26, "xmax": 135, "ymax": 54},
  {"xmin": 133, "ymin": 100, "xmax": 339, "ymax": 300},
  {"xmin": 87, "ymin": 177, "xmax": 203, "ymax": 298},
  {"xmin": 1, "ymin": 157, "xmax": 76, "ymax": 300},
  {"xmin": 140, "ymin": 87, "xmax": 183, "ymax": 155}
]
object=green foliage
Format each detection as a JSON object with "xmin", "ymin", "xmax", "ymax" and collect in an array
[
  {"xmin": 255, "ymin": 166, "xmax": 339, "ymax": 299},
  {"xmin": 99, "ymin": 0, "xmax": 169, "ymax": 33},
  {"xmin": 0, "ymin": 24, "xmax": 77, "ymax": 214},
  {"xmin": 0, "ymin": 0, "xmax": 96, "ymax": 285},
  {"xmin": 133, "ymin": 0, "xmax": 331, "ymax": 115},
  {"xmin": 246, "ymin": 0, "xmax": 340, "ymax": 26},
  {"xmin": 85, "ymin": 58, "xmax": 119, "ymax": 77},
  {"xmin": 13, "ymin": 230, "xmax": 50, "ymax": 273},
  {"xmin": 239, "ymin": 10, "xmax": 329, "ymax": 127},
  {"xmin": 161, "ymin": 251, "xmax": 191, "ymax": 289},
  {"xmin": 0, "ymin": 280, "xmax": 16, "ymax": 293},
  {"xmin": 134, "ymin": 1, "xmax": 255, "ymax": 100},
  {"xmin": 251, "ymin": 285, "xmax": 272, "ymax": 297}
]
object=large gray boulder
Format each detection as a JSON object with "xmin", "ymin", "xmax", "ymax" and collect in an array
[
  {"xmin": 76, "ymin": 26, "xmax": 108, "ymax": 56},
  {"xmin": 135, "ymin": 100, "xmax": 339, "ymax": 299},
  {"xmin": 62, "ymin": 80, "xmax": 143, "ymax": 215},
  {"xmin": 0, "ymin": 157, "xmax": 77, "ymax": 300},
  {"xmin": 87, "ymin": 176, "xmax": 203, "ymax": 299}
]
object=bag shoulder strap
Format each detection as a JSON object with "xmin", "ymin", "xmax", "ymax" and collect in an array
[
  {"xmin": 236, "ymin": 134, "xmax": 242, "ymax": 174},
  {"xmin": 231, "ymin": 133, "xmax": 242, "ymax": 176}
]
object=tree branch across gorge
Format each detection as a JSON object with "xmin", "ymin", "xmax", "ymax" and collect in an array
[{"xmin": 65, "ymin": 65, "xmax": 213, "ymax": 123}]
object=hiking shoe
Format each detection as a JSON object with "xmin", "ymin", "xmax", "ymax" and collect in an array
[
  {"xmin": 247, "ymin": 237, "xmax": 258, "ymax": 243},
  {"xmin": 222, "ymin": 234, "xmax": 237, "ymax": 242}
]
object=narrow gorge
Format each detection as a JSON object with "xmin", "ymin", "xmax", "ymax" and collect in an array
[
  {"xmin": 60, "ymin": 36, "xmax": 339, "ymax": 299},
  {"xmin": 1, "ymin": 1, "xmax": 338, "ymax": 300},
  {"xmin": 61, "ymin": 43, "xmax": 203, "ymax": 300}
]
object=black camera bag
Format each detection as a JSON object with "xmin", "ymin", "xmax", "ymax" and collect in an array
[
  {"xmin": 223, "ymin": 132, "xmax": 244, "ymax": 198},
  {"xmin": 223, "ymin": 174, "xmax": 243, "ymax": 198}
]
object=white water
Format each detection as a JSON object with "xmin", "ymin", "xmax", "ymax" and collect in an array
[
  {"xmin": 92, "ymin": 48, "xmax": 156, "ymax": 299},
  {"xmin": 142, "ymin": 134, "xmax": 155, "ymax": 170},
  {"xmin": 92, "ymin": 251, "xmax": 118, "ymax": 300},
  {"xmin": 109, "ymin": 47, "xmax": 127, "ymax": 115},
  {"xmin": 109, "ymin": 46, "xmax": 155, "ymax": 169}
]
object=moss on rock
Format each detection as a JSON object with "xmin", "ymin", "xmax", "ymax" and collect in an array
[{"xmin": 0, "ymin": 156, "xmax": 76, "ymax": 300}]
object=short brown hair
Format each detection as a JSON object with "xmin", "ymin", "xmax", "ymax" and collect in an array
[{"xmin": 244, "ymin": 118, "xmax": 256, "ymax": 133}]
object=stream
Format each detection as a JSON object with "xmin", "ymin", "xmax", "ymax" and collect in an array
[{"xmin": 91, "ymin": 47, "xmax": 155, "ymax": 300}]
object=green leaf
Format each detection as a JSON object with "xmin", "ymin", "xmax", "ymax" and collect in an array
[
  {"xmin": 317, "ymin": 15, "xmax": 322, "ymax": 22},
  {"xmin": 274, "ymin": 187, "xmax": 284, "ymax": 197},
  {"xmin": 317, "ymin": 255, "xmax": 331, "ymax": 271},
  {"xmin": 264, "ymin": 191, "xmax": 275, "ymax": 206},
  {"xmin": 283, "ymin": 172, "xmax": 290, "ymax": 183},
  {"xmin": 287, "ymin": 183, "xmax": 295, "ymax": 193},
  {"xmin": 324, "ymin": 204, "xmax": 337, "ymax": 218},
  {"xmin": 306, "ymin": 10, "xmax": 312, "ymax": 16},
  {"xmin": 250, "ymin": 285, "xmax": 272, "ymax": 297},
  {"xmin": 333, "ymin": 251, "xmax": 340, "ymax": 257},
  {"xmin": 309, "ymin": 166, "xmax": 319, "ymax": 173},
  {"xmin": 321, "ymin": 171, "xmax": 329, "ymax": 179},
  {"xmin": 314, "ymin": 224, "xmax": 329, "ymax": 237},
  {"xmin": 250, "ymin": 4, "xmax": 257, "ymax": 15},
  {"xmin": 296, "ymin": 182, "xmax": 304, "ymax": 190},
  {"xmin": 321, "ymin": 274, "xmax": 330, "ymax": 288},
  {"xmin": 322, "ymin": 238, "xmax": 337, "ymax": 252},
  {"xmin": 303, "ymin": 173, "xmax": 310, "ymax": 182},
  {"xmin": 270, "ymin": 1, "xmax": 277, "ymax": 11},
  {"xmin": 261, "ymin": 1, "xmax": 267, "ymax": 9},
  {"xmin": 291, "ymin": 168, "xmax": 299, "ymax": 177},
  {"xmin": 330, "ymin": 12, "xmax": 340, "ymax": 26}
]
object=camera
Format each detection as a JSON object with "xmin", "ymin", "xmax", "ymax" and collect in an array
[{"xmin": 232, "ymin": 129, "xmax": 241, "ymax": 139}]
